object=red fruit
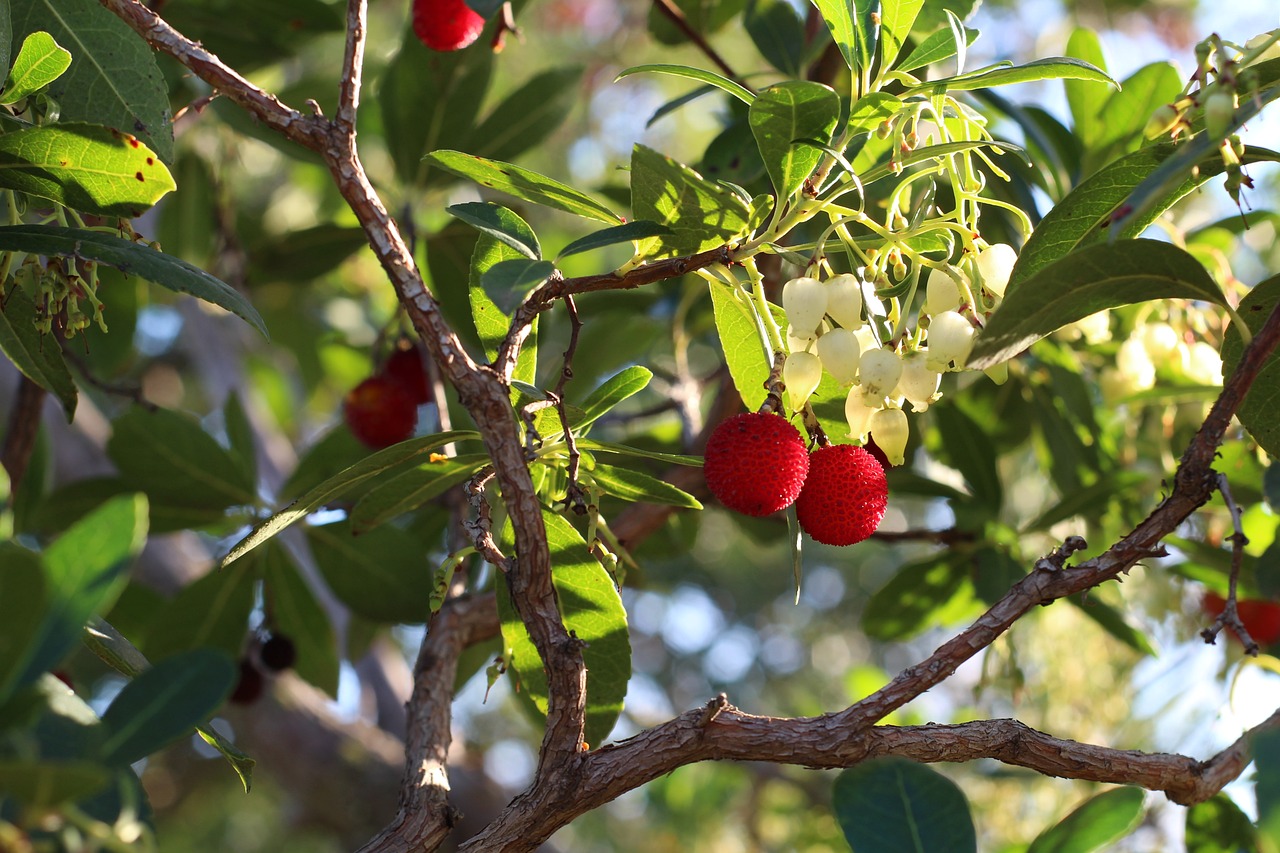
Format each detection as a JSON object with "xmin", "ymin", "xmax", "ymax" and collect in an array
[
  {"xmin": 344, "ymin": 376, "xmax": 418, "ymax": 449},
  {"xmin": 1203, "ymin": 592, "xmax": 1280, "ymax": 645},
  {"xmin": 703, "ymin": 412, "xmax": 809, "ymax": 517},
  {"xmin": 413, "ymin": 0, "xmax": 486, "ymax": 52},
  {"xmin": 383, "ymin": 345, "xmax": 431, "ymax": 405},
  {"xmin": 229, "ymin": 659, "xmax": 265, "ymax": 705},
  {"xmin": 259, "ymin": 633, "xmax": 297, "ymax": 672},
  {"xmin": 795, "ymin": 444, "xmax": 887, "ymax": 546}
]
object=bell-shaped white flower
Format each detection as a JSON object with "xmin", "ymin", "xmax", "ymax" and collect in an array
[
  {"xmin": 825, "ymin": 273, "xmax": 864, "ymax": 329},
  {"xmin": 858, "ymin": 348, "xmax": 902, "ymax": 398},
  {"xmin": 1116, "ymin": 336, "xmax": 1156, "ymax": 392},
  {"xmin": 975, "ymin": 243, "xmax": 1017, "ymax": 298},
  {"xmin": 1184, "ymin": 341, "xmax": 1223, "ymax": 386},
  {"xmin": 845, "ymin": 385, "xmax": 879, "ymax": 440},
  {"xmin": 869, "ymin": 406, "xmax": 908, "ymax": 466},
  {"xmin": 787, "ymin": 328, "xmax": 815, "ymax": 356},
  {"xmin": 1140, "ymin": 322, "xmax": 1179, "ymax": 362},
  {"xmin": 816, "ymin": 328, "xmax": 861, "ymax": 385},
  {"xmin": 783, "ymin": 277, "xmax": 828, "ymax": 340},
  {"xmin": 925, "ymin": 311, "xmax": 974, "ymax": 371},
  {"xmin": 783, "ymin": 351, "xmax": 823, "ymax": 411},
  {"xmin": 899, "ymin": 351, "xmax": 941, "ymax": 412},
  {"xmin": 925, "ymin": 270, "xmax": 962, "ymax": 316}
]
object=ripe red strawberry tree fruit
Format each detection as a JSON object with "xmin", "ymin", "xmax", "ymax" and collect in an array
[{"xmin": 412, "ymin": 0, "xmax": 487, "ymax": 51}]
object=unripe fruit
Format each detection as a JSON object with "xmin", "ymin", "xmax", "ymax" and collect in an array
[
  {"xmin": 857, "ymin": 348, "xmax": 902, "ymax": 398},
  {"xmin": 815, "ymin": 328, "xmax": 861, "ymax": 386},
  {"xmin": 1203, "ymin": 90, "xmax": 1237, "ymax": 140},
  {"xmin": 925, "ymin": 270, "xmax": 962, "ymax": 316},
  {"xmin": 259, "ymin": 634, "xmax": 298, "ymax": 672},
  {"xmin": 783, "ymin": 351, "xmax": 822, "ymax": 412},
  {"xmin": 975, "ymin": 243, "xmax": 1017, "ymax": 299},
  {"xmin": 783, "ymin": 277, "xmax": 828, "ymax": 340},
  {"xmin": 869, "ymin": 406, "xmax": 908, "ymax": 466},
  {"xmin": 345, "ymin": 376, "xmax": 418, "ymax": 449},
  {"xmin": 795, "ymin": 445, "xmax": 888, "ymax": 546},
  {"xmin": 703, "ymin": 412, "xmax": 810, "ymax": 517},
  {"xmin": 413, "ymin": 0, "xmax": 487, "ymax": 52},
  {"xmin": 825, "ymin": 273, "xmax": 864, "ymax": 329},
  {"xmin": 925, "ymin": 311, "xmax": 974, "ymax": 372},
  {"xmin": 1144, "ymin": 103, "xmax": 1181, "ymax": 140},
  {"xmin": 384, "ymin": 344, "xmax": 431, "ymax": 404}
]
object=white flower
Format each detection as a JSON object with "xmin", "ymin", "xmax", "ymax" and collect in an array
[
  {"xmin": 816, "ymin": 328, "xmax": 861, "ymax": 386},
  {"xmin": 858, "ymin": 348, "xmax": 903, "ymax": 398},
  {"xmin": 899, "ymin": 351, "xmax": 941, "ymax": 412},
  {"xmin": 845, "ymin": 386, "xmax": 879, "ymax": 440},
  {"xmin": 925, "ymin": 269, "xmax": 962, "ymax": 316},
  {"xmin": 825, "ymin": 273, "xmax": 864, "ymax": 329},
  {"xmin": 783, "ymin": 277, "xmax": 828, "ymax": 340},
  {"xmin": 1184, "ymin": 341, "xmax": 1223, "ymax": 386},
  {"xmin": 783, "ymin": 351, "xmax": 823, "ymax": 411},
  {"xmin": 1116, "ymin": 336, "xmax": 1156, "ymax": 392},
  {"xmin": 1140, "ymin": 322, "xmax": 1180, "ymax": 362},
  {"xmin": 975, "ymin": 243, "xmax": 1017, "ymax": 298},
  {"xmin": 926, "ymin": 312, "xmax": 974, "ymax": 372},
  {"xmin": 869, "ymin": 407, "xmax": 909, "ymax": 466}
]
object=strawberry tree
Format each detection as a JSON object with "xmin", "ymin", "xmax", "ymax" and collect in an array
[{"xmin": 2, "ymin": 0, "xmax": 1280, "ymax": 850}]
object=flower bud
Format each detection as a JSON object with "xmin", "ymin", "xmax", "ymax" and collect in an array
[
  {"xmin": 815, "ymin": 328, "xmax": 861, "ymax": 386},
  {"xmin": 1204, "ymin": 90, "xmax": 1237, "ymax": 139},
  {"xmin": 844, "ymin": 386, "xmax": 878, "ymax": 440},
  {"xmin": 925, "ymin": 311, "xmax": 974, "ymax": 372},
  {"xmin": 783, "ymin": 277, "xmax": 828, "ymax": 340},
  {"xmin": 1143, "ymin": 103, "xmax": 1181, "ymax": 140},
  {"xmin": 925, "ymin": 270, "xmax": 962, "ymax": 315},
  {"xmin": 825, "ymin": 273, "xmax": 864, "ymax": 329},
  {"xmin": 858, "ymin": 348, "xmax": 903, "ymax": 398},
  {"xmin": 783, "ymin": 351, "xmax": 823, "ymax": 411},
  {"xmin": 975, "ymin": 243, "xmax": 1017, "ymax": 299},
  {"xmin": 899, "ymin": 351, "xmax": 941, "ymax": 412},
  {"xmin": 869, "ymin": 407, "xmax": 908, "ymax": 466}
]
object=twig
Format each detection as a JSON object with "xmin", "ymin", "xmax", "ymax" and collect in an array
[
  {"xmin": 554, "ymin": 295, "xmax": 586, "ymax": 514},
  {"xmin": 1201, "ymin": 472, "xmax": 1257, "ymax": 652},
  {"xmin": 649, "ymin": 0, "xmax": 749, "ymax": 90},
  {"xmin": 59, "ymin": 346, "xmax": 155, "ymax": 410}
]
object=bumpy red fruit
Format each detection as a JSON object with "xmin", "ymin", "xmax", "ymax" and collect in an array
[
  {"xmin": 795, "ymin": 444, "xmax": 887, "ymax": 546},
  {"xmin": 383, "ymin": 345, "xmax": 431, "ymax": 404},
  {"xmin": 413, "ymin": 0, "xmax": 486, "ymax": 52},
  {"xmin": 703, "ymin": 412, "xmax": 809, "ymax": 517},
  {"xmin": 344, "ymin": 376, "xmax": 418, "ymax": 449}
]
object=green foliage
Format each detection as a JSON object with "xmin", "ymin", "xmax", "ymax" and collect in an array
[
  {"xmin": 1026, "ymin": 787, "xmax": 1145, "ymax": 853},
  {"xmin": 1222, "ymin": 273, "xmax": 1280, "ymax": 457},
  {"xmin": 833, "ymin": 758, "xmax": 977, "ymax": 852}
]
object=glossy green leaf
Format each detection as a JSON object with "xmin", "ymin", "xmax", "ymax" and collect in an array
[
  {"xmin": 616, "ymin": 63, "xmax": 755, "ymax": 105},
  {"xmin": 861, "ymin": 555, "xmax": 978, "ymax": 641},
  {"xmin": 1184, "ymin": 794, "xmax": 1259, "ymax": 853},
  {"xmin": 745, "ymin": 0, "xmax": 805, "ymax": 76},
  {"xmin": 1257, "ymin": 728, "xmax": 1280, "ymax": 848},
  {"xmin": 578, "ymin": 366, "xmax": 654, "ymax": 428},
  {"xmin": 307, "ymin": 520, "xmax": 434, "ymax": 624},
  {"xmin": 481, "ymin": 258, "xmax": 556, "ymax": 314},
  {"xmin": 707, "ymin": 275, "xmax": 772, "ymax": 411},
  {"xmin": 263, "ymin": 545, "xmax": 340, "ymax": 698},
  {"xmin": 470, "ymin": 67, "xmax": 583, "ymax": 163},
  {"xmin": 847, "ymin": 92, "xmax": 901, "ymax": 136},
  {"xmin": 969, "ymin": 240, "xmax": 1228, "ymax": 369},
  {"xmin": 1085, "ymin": 62, "xmax": 1181, "ymax": 169},
  {"xmin": 1221, "ymin": 273, "xmax": 1280, "ymax": 458},
  {"xmin": 1026, "ymin": 787, "xmax": 1145, "ymax": 853},
  {"xmin": 0, "ymin": 285, "xmax": 78, "ymax": 420},
  {"xmin": 426, "ymin": 150, "xmax": 622, "ymax": 224},
  {"xmin": 932, "ymin": 404, "xmax": 1001, "ymax": 511},
  {"xmin": 909, "ymin": 57, "xmax": 1116, "ymax": 95},
  {"xmin": 107, "ymin": 407, "xmax": 256, "ymax": 511},
  {"xmin": 447, "ymin": 202, "xmax": 541, "ymax": 260},
  {"xmin": 194, "ymin": 723, "xmax": 256, "ymax": 793},
  {"xmin": 221, "ymin": 431, "xmax": 481, "ymax": 567},
  {"xmin": 631, "ymin": 144, "xmax": 752, "ymax": 258},
  {"xmin": 587, "ymin": 463, "xmax": 702, "ymax": 509},
  {"xmin": 833, "ymin": 758, "xmax": 977, "ymax": 853},
  {"xmin": 879, "ymin": 0, "xmax": 924, "ymax": 70},
  {"xmin": 350, "ymin": 453, "xmax": 490, "ymax": 534},
  {"xmin": 1, "ymin": 31, "xmax": 72, "ymax": 105},
  {"xmin": 0, "ymin": 226, "xmax": 267, "ymax": 337},
  {"xmin": 0, "ymin": 123, "xmax": 173, "ymax": 216},
  {"xmin": 808, "ymin": 0, "xmax": 859, "ymax": 73},
  {"xmin": 0, "ymin": 551, "xmax": 46, "ymax": 705},
  {"xmin": 497, "ymin": 509, "xmax": 630, "ymax": 748},
  {"xmin": 100, "ymin": 648, "xmax": 236, "ymax": 767},
  {"xmin": 556, "ymin": 221, "xmax": 673, "ymax": 261},
  {"xmin": 574, "ymin": 439, "xmax": 702, "ymax": 467},
  {"xmin": 11, "ymin": 0, "xmax": 172, "ymax": 161},
  {"xmin": 1063, "ymin": 28, "xmax": 1108, "ymax": 147},
  {"xmin": 143, "ymin": 554, "xmax": 257, "ymax": 662},
  {"xmin": 749, "ymin": 81, "xmax": 841, "ymax": 202},
  {"xmin": 0, "ymin": 759, "xmax": 110, "ymax": 808},
  {"xmin": 895, "ymin": 26, "xmax": 979, "ymax": 74}
]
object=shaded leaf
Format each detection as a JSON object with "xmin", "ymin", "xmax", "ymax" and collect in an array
[
  {"xmin": 1184, "ymin": 794, "xmax": 1259, "ymax": 853},
  {"xmin": 862, "ymin": 554, "xmax": 978, "ymax": 641},
  {"xmin": 933, "ymin": 404, "xmax": 1001, "ymax": 511},
  {"xmin": 1068, "ymin": 598, "xmax": 1156, "ymax": 656},
  {"xmin": 0, "ymin": 550, "xmax": 46, "ymax": 705},
  {"xmin": 426, "ymin": 150, "xmax": 622, "ymax": 224},
  {"xmin": 833, "ymin": 758, "xmax": 977, "ymax": 853},
  {"xmin": 1221, "ymin": 273, "xmax": 1280, "ymax": 458},
  {"xmin": 0, "ymin": 285, "xmax": 78, "ymax": 420},
  {"xmin": 481, "ymin": 258, "xmax": 556, "ymax": 314},
  {"xmin": 307, "ymin": 520, "xmax": 434, "ymax": 624},
  {"xmin": 263, "ymin": 545, "xmax": 340, "ymax": 698},
  {"xmin": 745, "ymin": 0, "xmax": 805, "ymax": 77},
  {"xmin": 470, "ymin": 67, "xmax": 583, "ymax": 163},
  {"xmin": 143, "ymin": 555, "xmax": 257, "ymax": 662},
  {"xmin": 1063, "ymin": 28, "xmax": 1108, "ymax": 147},
  {"xmin": 0, "ymin": 759, "xmax": 109, "ymax": 808},
  {"xmin": 447, "ymin": 202, "xmax": 541, "ymax": 259},
  {"xmin": 350, "ymin": 453, "xmax": 490, "ymax": 533},
  {"xmin": 556, "ymin": 221, "xmax": 673, "ymax": 261}
]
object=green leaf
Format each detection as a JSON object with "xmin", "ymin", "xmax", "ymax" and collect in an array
[
  {"xmin": 1184, "ymin": 794, "xmax": 1259, "ymax": 853},
  {"xmin": 307, "ymin": 520, "xmax": 435, "ymax": 624},
  {"xmin": 745, "ymin": 0, "xmax": 805, "ymax": 77},
  {"xmin": 1063, "ymin": 28, "xmax": 1109, "ymax": 147},
  {"xmin": 380, "ymin": 27, "xmax": 493, "ymax": 187},
  {"xmin": 631, "ymin": 144, "xmax": 753, "ymax": 258},
  {"xmin": 1022, "ymin": 472, "xmax": 1148, "ymax": 533},
  {"xmin": 1256, "ymin": 728, "xmax": 1280, "ymax": 849},
  {"xmin": 11, "ymin": 0, "xmax": 172, "ymax": 161},
  {"xmin": 221, "ymin": 431, "xmax": 481, "ymax": 566},
  {"xmin": 497, "ymin": 510, "xmax": 630, "ymax": 748},
  {"xmin": 482, "ymin": 258, "xmax": 556, "ymax": 314},
  {"xmin": 0, "ymin": 550, "xmax": 46, "ymax": 705},
  {"xmin": 833, "ymin": 758, "xmax": 977, "ymax": 853},
  {"xmin": 349, "ymin": 453, "xmax": 490, "ymax": 534},
  {"xmin": 615, "ymin": 63, "xmax": 755, "ymax": 105},
  {"xmin": 587, "ymin": 463, "xmax": 702, "ymax": 509},
  {"xmin": 1085, "ymin": 62, "xmax": 1181, "ymax": 170},
  {"xmin": 194, "ymin": 723, "xmax": 255, "ymax": 793},
  {"xmin": 573, "ymin": 439, "xmax": 702, "ymax": 467},
  {"xmin": 847, "ymin": 92, "xmax": 901, "ymax": 136},
  {"xmin": 895, "ymin": 26, "xmax": 979, "ymax": 74},
  {"xmin": 100, "ymin": 648, "xmax": 236, "ymax": 766},
  {"xmin": 969, "ymin": 240, "xmax": 1228, "ymax": 369},
  {"xmin": 932, "ymin": 404, "xmax": 1001, "ymax": 511},
  {"xmin": 0, "ymin": 4, "xmax": 12, "ymax": 75},
  {"xmin": 1068, "ymin": 598, "xmax": 1156, "ymax": 656},
  {"xmin": 0, "ymin": 759, "xmax": 110, "ymax": 808},
  {"xmin": 808, "ymin": 0, "xmax": 859, "ymax": 74},
  {"xmin": 0, "ymin": 284, "xmax": 78, "ymax": 420},
  {"xmin": 1026, "ymin": 787, "xmax": 1145, "ymax": 853},
  {"xmin": 879, "ymin": 0, "xmax": 924, "ymax": 70},
  {"xmin": 146, "ymin": 0, "xmax": 342, "ymax": 75},
  {"xmin": 425, "ymin": 150, "xmax": 622, "ymax": 224},
  {"xmin": 19, "ymin": 494, "xmax": 147, "ymax": 687},
  {"xmin": 1222, "ymin": 273, "xmax": 1280, "ymax": 458},
  {"xmin": 223, "ymin": 392, "xmax": 257, "ymax": 490},
  {"xmin": 1, "ymin": 31, "xmax": 72, "ymax": 105},
  {"xmin": 248, "ymin": 224, "xmax": 370, "ymax": 283},
  {"xmin": 862, "ymin": 555, "xmax": 978, "ymax": 641},
  {"xmin": 748, "ymin": 81, "xmax": 841, "ymax": 202},
  {"xmin": 0, "ymin": 225, "xmax": 267, "ymax": 337},
  {"xmin": 556, "ymin": 221, "xmax": 673, "ymax": 261},
  {"xmin": 142, "ymin": 555, "xmax": 257, "ymax": 662},
  {"xmin": 107, "ymin": 407, "xmax": 257, "ymax": 512},
  {"xmin": 908, "ymin": 57, "xmax": 1117, "ymax": 95},
  {"xmin": 447, "ymin": 202, "xmax": 541, "ymax": 259},
  {"xmin": 469, "ymin": 66, "xmax": 583, "ymax": 164},
  {"xmin": 263, "ymin": 545, "xmax": 340, "ymax": 698},
  {"xmin": 0, "ymin": 123, "xmax": 174, "ymax": 216},
  {"xmin": 707, "ymin": 274, "xmax": 772, "ymax": 411},
  {"xmin": 578, "ymin": 366, "xmax": 654, "ymax": 428}
]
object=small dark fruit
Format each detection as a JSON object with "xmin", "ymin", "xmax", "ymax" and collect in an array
[
  {"xmin": 383, "ymin": 344, "xmax": 431, "ymax": 405},
  {"xmin": 229, "ymin": 659, "xmax": 265, "ymax": 705},
  {"xmin": 259, "ymin": 633, "xmax": 298, "ymax": 672},
  {"xmin": 344, "ymin": 375, "xmax": 418, "ymax": 448}
]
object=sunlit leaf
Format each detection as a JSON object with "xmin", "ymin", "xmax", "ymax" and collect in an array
[
  {"xmin": 1026, "ymin": 787, "xmax": 1145, "ymax": 853},
  {"xmin": 1, "ymin": 31, "xmax": 72, "ymax": 105}
]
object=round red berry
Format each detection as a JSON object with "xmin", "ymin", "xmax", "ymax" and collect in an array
[
  {"xmin": 344, "ymin": 376, "xmax": 418, "ymax": 449},
  {"xmin": 703, "ymin": 412, "xmax": 809, "ymax": 517},
  {"xmin": 229, "ymin": 659, "xmax": 265, "ymax": 705},
  {"xmin": 795, "ymin": 444, "xmax": 887, "ymax": 546},
  {"xmin": 413, "ymin": 0, "xmax": 487, "ymax": 52},
  {"xmin": 383, "ymin": 345, "xmax": 431, "ymax": 405}
]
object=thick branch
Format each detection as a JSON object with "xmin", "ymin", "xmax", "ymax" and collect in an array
[{"xmin": 2, "ymin": 375, "xmax": 46, "ymax": 492}]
